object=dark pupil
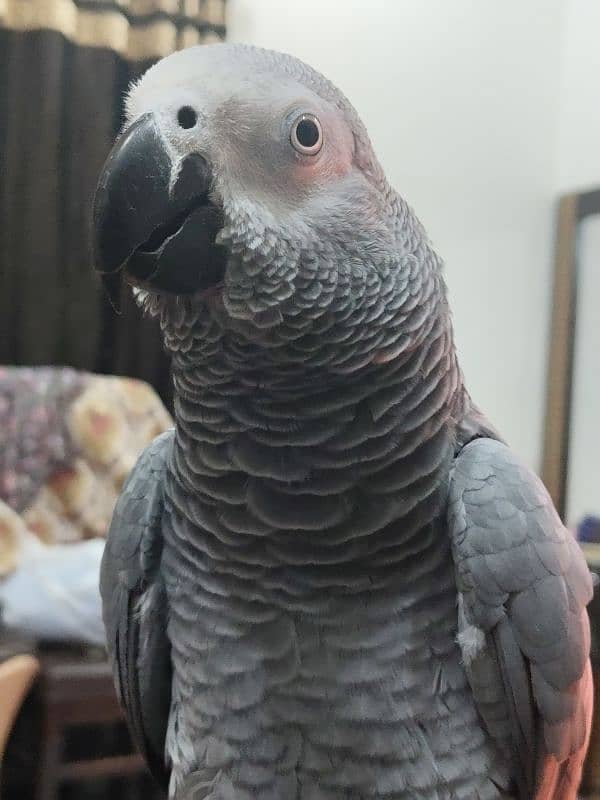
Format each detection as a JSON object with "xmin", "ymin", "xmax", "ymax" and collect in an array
[
  {"xmin": 296, "ymin": 119, "xmax": 319, "ymax": 148},
  {"xmin": 177, "ymin": 106, "xmax": 197, "ymax": 129}
]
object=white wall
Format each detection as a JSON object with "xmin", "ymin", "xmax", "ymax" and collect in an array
[
  {"xmin": 555, "ymin": 0, "xmax": 600, "ymax": 192},
  {"xmin": 227, "ymin": 0, "xmax": 565, "ymax": 469}
]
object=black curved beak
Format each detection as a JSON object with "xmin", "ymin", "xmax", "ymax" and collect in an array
[{"xmin": 93, "ymin": 113, "xmax": 226, "ymax": 308}]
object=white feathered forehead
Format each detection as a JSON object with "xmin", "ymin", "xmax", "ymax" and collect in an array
[
  {"xmin": 125, "ymin": 42, "xmax": 382, "ymax": 180},
  {"xmin": 127, "ymin": 44, "xmax": 353, "ymax": 119}
]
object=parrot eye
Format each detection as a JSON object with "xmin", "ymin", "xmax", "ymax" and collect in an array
[{"xmin": 291, "ymin": 114, "xmax": 323, "ymax": 155}]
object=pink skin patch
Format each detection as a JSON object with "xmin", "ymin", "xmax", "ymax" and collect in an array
[{"xmin": 292, "ymin": 148, "xmax": 352, "ymax": 184}]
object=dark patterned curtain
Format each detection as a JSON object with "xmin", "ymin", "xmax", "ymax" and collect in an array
[{"xmin": 0, "ymin": 0, "xmax": 226, "ymax": 405}]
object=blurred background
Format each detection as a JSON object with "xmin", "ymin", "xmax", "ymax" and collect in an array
[{"xmin": 0, "ymin": 0, "xmax": 598, "ymax": 798}]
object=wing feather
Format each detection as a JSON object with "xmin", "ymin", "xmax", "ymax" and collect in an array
[
  {"xmin": 100, "ymin": 430, "xmax": 174, "ymax": 792},
  {"xmin": 448, "ymin": 437, "xmax": 593, "ymax": 799}
]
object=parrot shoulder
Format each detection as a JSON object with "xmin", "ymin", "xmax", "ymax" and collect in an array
[
  {"xmin": 100, "ymin": 428, "xmax": 174, "ymax": 792},
  {"xmin": 448, "ymin": 436, "xmax": 594, "ymax": 800}
]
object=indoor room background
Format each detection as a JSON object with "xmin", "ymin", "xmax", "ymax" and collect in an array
[{"xmin": 0, "ymin": 1, "xmax": 599, "ymax": 798}]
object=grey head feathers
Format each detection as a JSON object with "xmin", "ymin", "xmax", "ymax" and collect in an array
[{"xmin": 127, "ymin": 43, "xmax": 448, "ymax": 382}]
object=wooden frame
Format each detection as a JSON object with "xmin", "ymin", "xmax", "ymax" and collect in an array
[{"xmin": 542, "ymin": 187, "xmax": 600, "ymax": 519}]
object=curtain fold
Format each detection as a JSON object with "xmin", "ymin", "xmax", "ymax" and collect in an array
[
  {"xmin": 0, "ymin": 0, "xmax": 226, "ymax": 406},
  {"xmin": 0, "ymin": 0, "xmax": 226, "ymax": 59}
]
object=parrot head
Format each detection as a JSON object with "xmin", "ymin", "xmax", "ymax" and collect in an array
[{"xmin": 93, "ymin": 43, "xmax": 442, "ymax": 369}]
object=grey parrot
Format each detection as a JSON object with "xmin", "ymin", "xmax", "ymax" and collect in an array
[{"xmin": 94, "ymin": 43, "xmax": 594, "ymax": 800}]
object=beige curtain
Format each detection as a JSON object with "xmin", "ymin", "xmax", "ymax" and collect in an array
[{"xmin": 0, "ymin": 0, "xmax": 226, "ymax": 58}]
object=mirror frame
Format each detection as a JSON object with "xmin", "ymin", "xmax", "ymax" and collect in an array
[{"xmin": 542, "ymin": 187, "xmax": 600, "ymax": 520}]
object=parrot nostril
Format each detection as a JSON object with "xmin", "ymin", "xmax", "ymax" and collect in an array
[{"xmin": 177, "ymin": 106, "xmax": 197, "ymax": 129}]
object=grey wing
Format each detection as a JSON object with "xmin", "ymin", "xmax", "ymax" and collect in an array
[
  {"xmin": 100, "ymin": 429, "xmax": 174, "ymax": 792},
  {"xmin": 448, "ymin": 437, "xmax": 593, "ymax": 800}
]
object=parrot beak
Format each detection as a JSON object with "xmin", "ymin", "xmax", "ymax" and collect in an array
[{"xmin": 92, "ymin": 113, "xmax": 227, "ymax": 308}]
